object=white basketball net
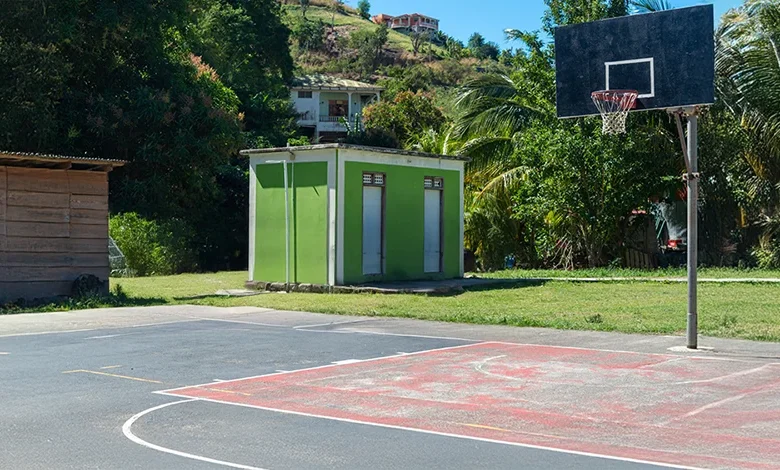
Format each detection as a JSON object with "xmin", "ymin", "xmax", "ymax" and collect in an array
[{"xmin": 591, "ymin": 90, "xmax": 638, "ymax": 135}]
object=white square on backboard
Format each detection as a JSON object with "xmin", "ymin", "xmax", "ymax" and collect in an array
[{"xmin": 605, "ymin": 58, "xmax": 655, "ymax": 98}]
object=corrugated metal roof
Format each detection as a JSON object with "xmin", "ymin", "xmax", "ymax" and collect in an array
[
  {"xmin": 240, "ymin": 143, "xmax": 470, "ymax": 162},
  {"xmin": 0, "ymin": 151, "xmax": 126, "ymax": 170},
  {"xmin": 291, "ymin": 75, "xmax": 383, "ymax": 92}
]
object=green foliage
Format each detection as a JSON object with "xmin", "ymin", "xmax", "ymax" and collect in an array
[
  {"xmin": 410, "ymin": 31, "xmax": 430, "ymax": 56},
  {"xmin": 356, "ymin": 0, "xmax": 371, "ymax": 20},
  {"xmin": 456, "ymin": 19, "xmax": 679, "ymax": 268},
  {"xmin": 348, "ymin": 24, "xmax": 389, "ymax": 76},
  {"xmin": 467, "ymin": 32, "xmax": 500, "ymax": 60},
  {"xmin": 300, "ymin": 0, "xmax": 310, "ymax": 17},
  {"xmin": 109, "ymin": 213, "xmax": 198, "ymax": 277},
  {"xmin": 292, "ymin": 17, "xmax": 326, "ymax": 51},
  {"xmin": 753, "ymin": 239, "xmax": 780, "ymax": 269},
  {"xmin": 445, "ymin": 38, "xmax": 466, "ymax": 59},
  {"xmin": 363, "ymin": 91, "xmax": 447, "ymax": 147},
  {"xmin": 542, "ymin": 0, "xmax": 615, "ymax": 34},
  {"xmin": 0, "ymin": 0, "xmax": 294, "ymax": 272},
  {"xmin": 340, "ymin": 114, "xmax": 400, "ymax": 148}
]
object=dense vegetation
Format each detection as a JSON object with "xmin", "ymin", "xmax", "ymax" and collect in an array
[{"xmin": 2, "ymin": 0, "xmax": 779, "ymax": 275}]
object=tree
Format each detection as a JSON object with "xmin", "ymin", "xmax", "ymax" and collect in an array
[
  {"xmin": 357, "ymin": 0, "xmax": 371, "ymax": 20},
  {"xmin": 466, "ymin": 32, "xmax": 500, "ymax": 60},
  {"xmin": 189, "ymin": 0, "xmax": 294, "ymax": 145},
  {"xmin": 410, "ymin": 31, "xmax": 430, "ymax": 56},
  {"xmin": 716, "ymin": 0, "xmax": 780, "ymax": 261},
  {"xmin": 0, "ymin": 0, "xmax": 294, "ymax": 271},
  {"xmin": 349, "ymin": 25, "xmax": 388, "ymax": 76},
  {"xmin": 292, "ymin": 17, "xmax": 326, "ymax": 51},
  {"xmin": 467, "ymin": 32, "xmax": 486, "ymax": 55},
  {"xmin": 363, "ymin": 91, "xmax": 447, "ymax": 147},
  {"xmin": 454, "ymin": 26, "xmax": 680, "ymax": 267},
  {"xmin": 446, "ymin": 37, "xmax": 466, "ymax": 59},
  {"xmin": 300, "ymin": 0, "xmax": 310, "ymax": 18}
]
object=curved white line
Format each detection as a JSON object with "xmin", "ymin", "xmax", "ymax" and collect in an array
[{"xmin": 122, "ymin": 398, "xmax": 267, "ymax": 470}]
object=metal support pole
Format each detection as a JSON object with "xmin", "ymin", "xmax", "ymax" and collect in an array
[
  {"xmin": 686, "ymin": 112, "xmax": 699, "ymax": 349},
  {"xmin": 283, "ymin": 160, "xmax": 290, "ymax": 290}
]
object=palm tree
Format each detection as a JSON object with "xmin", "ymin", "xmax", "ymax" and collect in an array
[
  {"xmin": 717, "ymin": 1, "xmax": 780, "ymax": 224},
  {"xmin": 629, "ymin": 0, "xmax": 672, "ymax": 13}
]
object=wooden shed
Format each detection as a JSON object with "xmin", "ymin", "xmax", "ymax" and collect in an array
[{"xmin": 0, "ymin": 151, "xmax": 125, "ymax": 303}]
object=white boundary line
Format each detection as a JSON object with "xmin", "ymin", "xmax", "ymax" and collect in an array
[
  {"xmin": 155, "ymin": 342, "xmax": 482, "ymax": 394},
  {"xmin": 122, "ymin": 398, "xmax": 267, "ymax": 470},
  {"xmin": 292, "ymin": 319, "xmax": 370, "ymax": 329},
  {"xmin": 0, "ymin": 319, "xmax": 202, "ymax": 339},
  {"xmin": 151, "ymin": 394, "xmax": 702, "ymax": 470},
  {"xmin": 195, "ymin": 317, "xmax": 777, "ymax": 364},
  {"xmin": 4, "ymin": 314, "xmax": 773, "ymax": 365}
]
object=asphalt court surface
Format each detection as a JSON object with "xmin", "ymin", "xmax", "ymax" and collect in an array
[{"xmin": 1, "ymin": 308, "xmax": 779, "ymax": 469}]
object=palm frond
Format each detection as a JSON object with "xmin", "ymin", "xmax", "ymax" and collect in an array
[{"xmin": 629, "ymin": 0, "xmax": 672, "ymax": 13}]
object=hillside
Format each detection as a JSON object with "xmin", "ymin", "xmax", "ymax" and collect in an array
[{"xmin": 280, "ymin": 1, "xmax": 449, "ymax": 78}]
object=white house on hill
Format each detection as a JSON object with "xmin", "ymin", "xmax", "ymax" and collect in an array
[{"xmin": 291, "ymin": 75, "xmax": 382, "ymax": 142}]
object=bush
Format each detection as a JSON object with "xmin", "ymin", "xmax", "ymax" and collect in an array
[
  {"xmin": 363, "ymin": 90, "xmax": 446, "ymax": 146},
  {"xmin": 753, "ymin": 238, "xmax": 780, "ymax": 268},
  {"xmin": 109, "ymin": 213, "xmax": 198, "ymax": 276},
  {"xmin": 291, "ymin": 17, "xmax": 325, "ymax": 52}
]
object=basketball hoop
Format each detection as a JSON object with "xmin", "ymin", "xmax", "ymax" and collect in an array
[{"xmin": 591, "ymin": 90, "xmax": 638, "ymax": 135}]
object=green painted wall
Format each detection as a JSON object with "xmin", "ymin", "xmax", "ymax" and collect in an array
[
  {"xmin": 342, "ymin": 161, "xmax": 460, "ymax": 284},
  {"xmin": 292, "ymin": 162, "xmax": 328, "ymax": 284},
  {"xmin": 254, "ymin": 162, "xmax": 328, "ymax": 284},
  {"xmin": 254, "ymin": 164, "xmax": 286, "ymax": 283}
]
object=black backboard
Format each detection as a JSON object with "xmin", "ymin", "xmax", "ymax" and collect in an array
[{"xmin": 555, "ymin": 5, "xmax": 715, "ymax": 118}]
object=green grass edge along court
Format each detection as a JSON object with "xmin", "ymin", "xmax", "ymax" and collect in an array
[{"xmin": 5, "ymin": 270, "xmax": 779, "ymax": 343}]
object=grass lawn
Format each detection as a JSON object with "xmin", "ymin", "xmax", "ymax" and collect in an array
[
  {"xmin": 105, "ymin": 271, "xmax": 780, "ymax": 342},
  {"xmin": 481, "ymin": 267, "xmax": 780, "ymax": 279}
]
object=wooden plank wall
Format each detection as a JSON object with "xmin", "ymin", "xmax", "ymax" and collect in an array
[{"xmin": 0, "ymin": 167, "xmax": 110, "ymax": 302}]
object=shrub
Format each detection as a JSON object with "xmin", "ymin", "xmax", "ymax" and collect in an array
[
  {"xmin": 753, "ymin": 238, "xmax": 780, "ymax": 268},
  {"xmin": 109, "ymin": 213, "xmax": 198, "ymax": 276},
  {"xmin": 291, "ymin": 17, "xmax": 325, "ymax": 52},
  {"xmin": 363, "ymin": 90, "xmax": 446, "ymax": 147}
]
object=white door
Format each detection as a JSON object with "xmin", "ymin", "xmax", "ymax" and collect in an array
[
  {"xmin": 424, "ymin": 189, "xmax": 442, "ymax": 273},
  {"xmin": 362, "ymin": 186, "xmax": 383, "ymax": 275}
]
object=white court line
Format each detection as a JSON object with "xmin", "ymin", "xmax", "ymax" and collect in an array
[
  {"xmin": 85, "ymin": 334, "xmax": 127, "ymax": 340},
  {"xmin": 3, "ymin": 313, "xmax": 775, "ymax": 365},
  {"xmin": 660, "ymin": 394, "xmax": 753, "ymax": 426},
  {"xmin": 473, "ymin": 355, "xmax": 512, "ymax": 379},
  {"xmin": 0, "ymin": 319, "xmax": 201, "ymax": 338},
  {"xmin": 156, "ymin": 343, "xmax": 484, "ymax": 394},
  {"xmin": 292, "ymin": 319, "xmax": 370, "ymax": 329},
  {"xmin": 153, "ymin": 394, "xmax": 702, "ymax": 470},
  {"xmin": 306, "ymin": 327, "xmax": 478, "ymax": 342},
  {"xmin": 122, "ymin": 398, "xmax": 267, "ymax": 470},
  {"xmin": 332, "ymin": 359, "xmax": 363, "ymax": 365},
  {"xmin": 672, "ymin": 364, "xmax": 775, "ymax": 385},
  {"xmin": 0, "ymin": 352, "xmax": 8, "ymax": 355}
]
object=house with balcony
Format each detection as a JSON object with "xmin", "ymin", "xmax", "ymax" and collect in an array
[
  {"xmin": 371, "ymin": 13, "xmax": 439, "ymax": 33},
  {"xmin": 291, "ymin": 75, "xmax": 382, "ymax": 142}
]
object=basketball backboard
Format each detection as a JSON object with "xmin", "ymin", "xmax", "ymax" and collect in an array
[{"xmin": 555, "ymin": 5, "xmax": 715, "ymax": 119}]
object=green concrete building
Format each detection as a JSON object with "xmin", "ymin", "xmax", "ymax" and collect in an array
[{"xmin": 241, "ymin": 144, "xmax": 468, "ymax": 286}]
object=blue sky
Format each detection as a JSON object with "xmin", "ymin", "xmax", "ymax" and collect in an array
[{"xmin": 356, "ymin": 0, "xmax": 743, "ymax": 46}]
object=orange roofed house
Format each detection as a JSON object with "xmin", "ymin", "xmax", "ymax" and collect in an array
[{"xmin": 371, "ymin": 13, "xmax": 439, "ymax": 33}]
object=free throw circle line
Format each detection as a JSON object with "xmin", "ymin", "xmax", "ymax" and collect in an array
[{"xmin": 122, "ymin": 398, "xmax": 267, "ymax": 470}]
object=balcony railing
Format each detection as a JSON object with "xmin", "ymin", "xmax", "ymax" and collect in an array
[{"xmin": 319, "ymin": 115, "xmax": 355, "ymax": 123}]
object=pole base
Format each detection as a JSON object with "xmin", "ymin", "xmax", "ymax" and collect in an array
[{"xmin": 686, "ymin": 312, "xmax": 698, "ymax": 349}]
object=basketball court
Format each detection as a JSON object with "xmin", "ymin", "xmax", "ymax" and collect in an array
[
  {"xmin": 155, "ymin": 341, "xmax": 780, "ymax": 469},
  {"xmin": 3, "ymin": 306, "xmax": 777, "ymax": 469}
]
